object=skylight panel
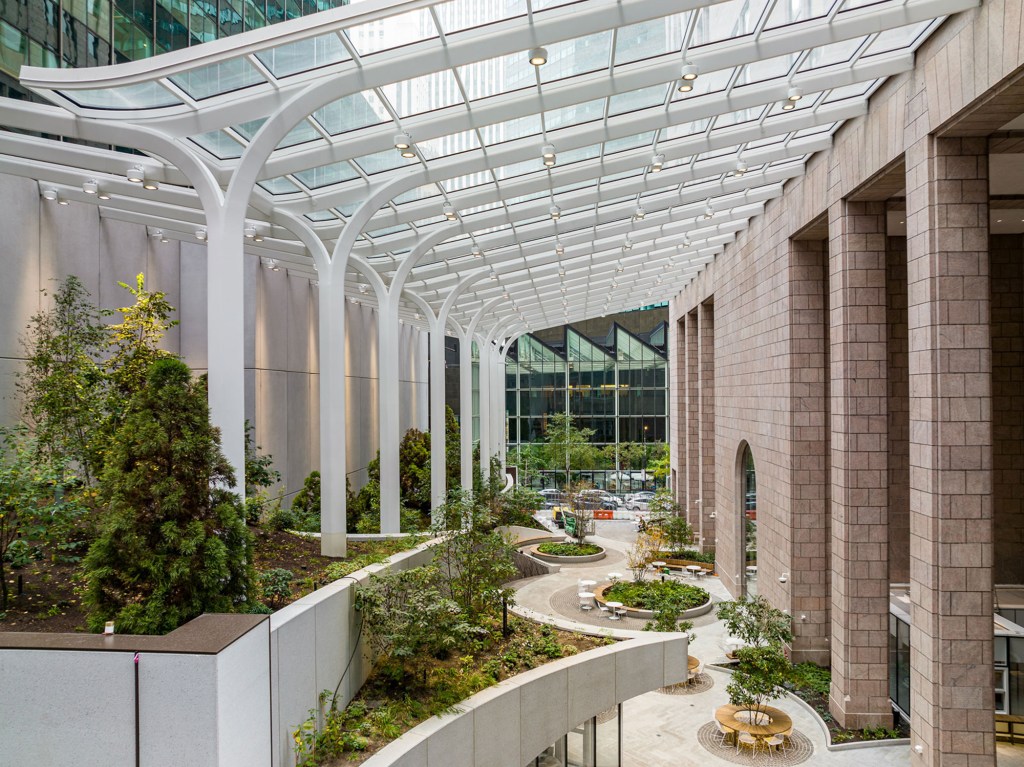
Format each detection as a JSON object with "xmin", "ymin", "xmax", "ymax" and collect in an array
[
  {"xmin": 313, "ymin": 91, "xmax": 390, "ymax": 135},
  {"xmin": 559, "ymin": 144, "xmax": 602, "ymax": 165},
  {"xmin": 862, "ymin": 21, "xmax": 934, "ymax": 57},
  {"xmin": 800, "ymin": 38, "xmax": 864, "ymax": 71},
  {"xmin": 169, "ymin": 58, "xmax": 264, "ymax": 100},
  {"xmin": 434, "ymin": 0, "xmax": 527, "ymax": 34},
  {"xmin": 608, "ymin": 85, "xmax": 669, "ymax": 116},
  {"xmin": 478, "ymin": 114, "xmax": 542, "ymax": 146},
  {"xmin": 541, "ymin": 32, "xmax": 613, "ymax": 83},
  {"xmin": 379, "ymin": 69, "xmax": 464, "ymax": 118},
  {"xmin": 668, "ymin": 67, "xmax": 731, "ymax": 102},
  {"xmin": 294, "ymin": 161, "xmax": 360, "ymax": 189},
  {"xmin": 305, "ymin": 210, "xmax": 339, "ymax": 222},
  {"xmin": 66, "ymin": 81, "xmax": 180, "ymax": 109},
  {"xmin": 822, "ymin": 81, "xmax": 875, "ymax": 102},
  {"xmin": 712, "ymin": 105, "xmax": 767, "ymax": 130},
  {"xmin": 352, "ymin": 150, "xmax": 408, "ymax": 175},
  {"xmin": 258, "ymin": 176, "xmax": 302, "ymax": 195},
  {"xmin": 544, "ymin": 99, "xmax": 606, "ymax": 131},
  {"xmin": 343, "ymin": 8, "xmax": 438, "ymax": 57},
  {"xmin": 493, "ymin": 158, "xmax": 543, "ymax": 182},
  {"xmin": 189, "ymin": 129, "xmax": 244, "ymax": 159},
  {"xmin": 765, "ymin": 0, "xmax": 836, "ymax": 29},
  {"xmin": 690, "ymin": 0, "xmax": 771, "ymax": 48},
  {"xmin": 233, "ymin": 117, "xmax": 321, "ymax": 148},
  {"xmin": 734, "ymin": 53, "xmax": 799, "ymax": 87},
  {"xmin": 457, "ymin": 52, "xmax": 530, "ymax": 101},
  {"xmin": 613, "ymin": 16, "xmax": 688, "ymax": 66},
  {"xmin": 603, "ymin": 132, "xmax": 656, "ymax": 155},
  {"xmin": 661, "ymin": 118, "xmax": 712, "ymax": 141},
  {"xmin": 366, "ymin": 224, "xmax": 410, "ymax": 239},
  {"xmin": 393, "ymin": 184, "xmax": 443, "ymax": 206},
  {"xmin": 440, "ymin": 172, "xmax": 492, "ymax": 193},
  {"xmin": 418, "ymin": 130, "xmax": 481, "ymax": 159},
  {"xmin": 254, "ymin": 33, "xmax": 350, "ymax": 78}
]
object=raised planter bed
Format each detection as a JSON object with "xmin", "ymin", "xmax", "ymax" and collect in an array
[
  {"xmin": 592, "ymin": 581, "xmax": 714, "ymax": 619},
  {"xmin": 528, "ymin": 543, "xmax": 607, "ymax": 564}
]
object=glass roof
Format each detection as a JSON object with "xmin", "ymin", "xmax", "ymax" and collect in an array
[{"xmin": 8, "ymin": 0, "xmax": 962, "ymax": 330}]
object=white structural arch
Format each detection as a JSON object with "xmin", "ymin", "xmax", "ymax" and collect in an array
[{"xmin": 0, "ymin": 0, "xmax": 972, "ymax": 554}]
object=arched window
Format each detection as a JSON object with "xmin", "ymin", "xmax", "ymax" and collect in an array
[{"xmin": 740, "ymin": 444, "xmax": 757, "ymax": 597}]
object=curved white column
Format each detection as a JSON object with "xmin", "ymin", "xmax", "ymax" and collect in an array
[
  {"xmin": 377, "ymin": 294, "xmax": 401, "ymax": 533},
  {"xmin": 477, "ymin": 335, "xmax": 491, "ymax": 482},
  {"xmin": 429, "ymin": 320, "xmax": 448, "ymax": 516},
  {"xmin": 458, "ymin": 328, "xmax": 475, "ymax": 492}
]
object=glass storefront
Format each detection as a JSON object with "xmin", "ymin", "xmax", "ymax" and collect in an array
[{"xmin": 526, "ymin": 706, "xmax": 621, "ymax": 767}]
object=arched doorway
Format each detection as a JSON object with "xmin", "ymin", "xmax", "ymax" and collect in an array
[{"xmin": 740, "ymin": 444, "xmax": 757, "ymax": 597}]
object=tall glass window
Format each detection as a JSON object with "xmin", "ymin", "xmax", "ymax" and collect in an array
[{"xmin": 741, "ymin": 444, "xmax": 757, "ymax": 597}]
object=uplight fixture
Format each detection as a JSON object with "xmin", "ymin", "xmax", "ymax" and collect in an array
[
  {"xmin": 442, "ymin": 202, "xmax": 457, "ymax": 220},
  {"xmin": 650, "ymin": 153, "xmax": 665, "ymax": 172},
  {"xmin": 549, "ymin": 205, "xmax": 561, "ymax": 220},
  {"xmin": 541, "ymin": 143, "xmax": 556, "ymax": 167},
  {"xmin": 82, "ymin": 180, "xmax": 98, "ymax": 195},
  {"xmin": 41, "ymin": 188, "xmax": 57, "ymax": 201},
  {"xmin": 126, "ymin": 165, "xmax": 144, "ymax": 183},
  {"xmin": 528, "ymin": 47, "xmax": 548, "ymax": 66}
]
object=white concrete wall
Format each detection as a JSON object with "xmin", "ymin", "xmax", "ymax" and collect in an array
[
  {"xmin": 0, "ymin": 172, "xmax": 430, "ymax": 502},
  {"xmin": 360, "ymin": 632, "xmax": 689, "ymax": 767},
  {"xmin": 268, "ymin": 541, "xmax": 437, "ymax": 767}
]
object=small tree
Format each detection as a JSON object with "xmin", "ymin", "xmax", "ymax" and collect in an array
[
  {"xmin": 726, "ymin": 646, "xmax": 791, "ymax": 713},
  {"xmin": 0, "ymin": 428, "xmax": 82, "ymax": 611},
  {"xmin": 565, "ymin": 481, "xmax": 596, "ymax": 545},
  {"xmin": 83, "ymin": 358, "xmax": 256, "ymax": 635},
  {"xmin": 626, "ymin": 528, "xmax": 663, "ymax": 582},
  {"xmin": 643, "ymin": 586, "xmax": 696, "ymax": 634},
  {"xmin": 18, "ymin": 276, "xmax": 109, "ymax": 484},
  {"xmin": 716, "ymin": 595, "xmax": 794, "ymax": 649},
  {"xmin": 244, "ymin": 420, "xmax": 281, "ymax": 498},
  {"xmin": 356, "ymin": 565, "xmax": 483, "ymax": 688},
  {"xmin": 431, "ymin": 502, "xmax": 517, "ymax": 623},
  {"xmin": 648, "ymin": 490, "xmax": 692, "ymax": 553},
  {"xmin": 541, "ymin": 412, "xmax": 600, "ymax": 483}
]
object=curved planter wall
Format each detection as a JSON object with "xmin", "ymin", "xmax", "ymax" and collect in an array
[
  {"xmin": 592, "ymin": 584, "xmax": 715, "ymax": 620},
  {"xmin": 361, "ymin": 632, "xmax": 689, "ymax": 767}
]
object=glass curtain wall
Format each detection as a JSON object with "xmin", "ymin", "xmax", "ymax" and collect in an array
[{"xmin": 526, "ymin": 706, "xmax": 621, "ymax": 767}]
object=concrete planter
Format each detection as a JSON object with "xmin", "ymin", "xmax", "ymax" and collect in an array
[
  {"xmin": 593, "ymin": 583, "xmax": 714, "ymax": 620},
  {"xmin": 529, "ymin": 544, "xmax": 607, "ymax": 564}
]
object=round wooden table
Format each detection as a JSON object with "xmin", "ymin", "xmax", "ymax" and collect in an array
[
  {"xmin": 714, "ymin": 704, "xmax": 792, "ymax": 748},
  {"xmin": 688, "ymin": 655, "xmax": 700, "ymax": 672}
]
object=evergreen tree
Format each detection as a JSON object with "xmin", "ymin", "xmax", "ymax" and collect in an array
[{"xmin": 83, "ymin": 358, "xmax": 256, "ymax": 635}]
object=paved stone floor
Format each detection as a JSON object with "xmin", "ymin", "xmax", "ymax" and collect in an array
[{"xmin": 513, "ymin": 519, "xmax": 1024, "ymax": 767}]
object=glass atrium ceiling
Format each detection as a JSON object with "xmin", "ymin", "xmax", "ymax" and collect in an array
[{"xmin": 6, "ymin": 0, "xmax": 972, "ymax": 333}]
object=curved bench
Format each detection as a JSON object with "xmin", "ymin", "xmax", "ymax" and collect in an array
[{"xmin": 361, "ymin": 632, "xmax": 689, "ymax": 767}]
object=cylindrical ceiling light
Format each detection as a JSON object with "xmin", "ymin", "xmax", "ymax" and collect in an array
[
  {"xmin": 41, "ymin": 188, "xmax": 57, "ymax": 201},
  {"xmin": 651, "ymin": 153, "xmax": 665, "ymax": 172},
  {"xmin": 196, "ymin": 229, "xmax": 208, "ymax": 241},
  {"xmin": 541, "ymin": 143, "xmax": 556, "ymax": 167},
  {"xmin": 549, "ymin": 205, "xmax": 561, "ymax": 220},
  {"xmin": 244, "ymin": 226, "xmax": 257, "ymax": 239},
  {"xmin": 394, "ymin": 132, "xmax": 416, "ymax": 158},
  {"xmin": 442, "ymin": 202, "xmax": 457, "ymax": 220},
  {"xmin": 677, "ymin": 63, "xmax": 699, "ymax": 92},
  {"xmin": 622, "ymin": 237, "xmax": 633, "ymax": 251},
  {"xmin": 142, "ymin": 175, "xmax": 159, "ymax": 191},
  {"xmin": 528, "ymin": 47, "xmax": 548, "ymax": 66},
  {"xmin": 734, "ymin": 160, "xmax": 747, "ymax": 177},
  {"xmin": 471, "ymin": 246, "xmax": 483, "ymax": 258},
  {"xmin": 82, "ymin": 180, "xmax": 98, "ymax": 195},
  {"xmin": 634, "ymin": 206, "xmax": 646, "ymax": 220},
  {"xmin": 555, "ymin": 240, "xmax": 565, "ymax": 256},
  {"xmin": 787, "ymin": 86, "xmax": 803, "ymax": 102},
  {"xmin": 126, "ymin": 165, "xmax": 144, "ymax": 183}
]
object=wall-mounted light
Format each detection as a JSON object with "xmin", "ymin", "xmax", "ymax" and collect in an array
[
  {"xmin": 126, "ymin": 165, "xmax": 144, "ymax": 183},
  {"xmin": 779, "ymin": 572, "xmax": 789, "ymax": 584},
  {"xmin": 651, "ymin": 153, "xmax": 665, "ymax": 172},
  {"xmin": 541, "ymin": 143, "xmax": 556, "ymax": 167},
  {"xmin": 262, "ymin": 257, "xmax": 281, "ymax": 272},
  {"xmin": 528, "ymin": 47, "xmax": 548, "ymax": 66},
  {"xmin": 150, "ymin": 229, "xmax": 169, "ymax": 243}
]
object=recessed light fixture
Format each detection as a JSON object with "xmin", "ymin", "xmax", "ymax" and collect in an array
[
  {"xmin": 550, "ymin": 205, "xmax": 561, "ymax": 220},
  {"xmin": 442, "ymin": 202, "xmax": 457, "ymax": 220},
  {"xmin": 126, "ymin": 165, "xmax": 144, "ymax": 183},
  {"xmin": 528, "ymin": 47, "xmax": 548, "ymax": 66},
  {"xmin": 651, "ymin": 153, "xmax": 665, "ymax": 172},
  {"xmin": 82, "ymin": 180, "xmax": 98, "ymax": 195},
  {"xmin": 541, "ymin": 143, "xmax": 556, "ymax": 167}
]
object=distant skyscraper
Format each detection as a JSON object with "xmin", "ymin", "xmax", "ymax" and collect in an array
[{"xmin": 0, "ymin": 0, "xmax": 350, "ymax": 99}]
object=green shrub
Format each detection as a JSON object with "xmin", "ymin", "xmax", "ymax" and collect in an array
[
  {"xmin": 291, "ymin": 471, "xmax": 320, "ymax": 519},
  {"xmin": 789, "ymin": 662, "xmax": 831, "ymax": 696},
  {"xmin": 669, "ymin": 548, "xmax": 715, "ymax": 564},
  {"xmin": 603, "ymin": 580, "xmax": 709, "ymax": 611},
  {"xmin": 259, "ymin": 568, "xmax": 293, "ymax": 607},
  {"xmin": 536, "ymin": 542, "xmax": 602, "ymax": 557}
]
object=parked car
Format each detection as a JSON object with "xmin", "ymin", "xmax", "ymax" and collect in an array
[
  {"xmin": 538, "ymin": 489, "xmax": 567, "ymax": 510},
  {"xmin": 580, "ymin": 489, "xmax": 623, "ymax": 509},
  {"xmin": 552, "ymin": 493, "xmax": 617, "ymax": 527},
  {"xmin": 625, "ymin": 491, "xmax": 656, "ymax": 512}
]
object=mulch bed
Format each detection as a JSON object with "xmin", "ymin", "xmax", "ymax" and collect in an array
[{"xmin": 0, "ymin": 529, "xmax": 397, "ymax": 634}]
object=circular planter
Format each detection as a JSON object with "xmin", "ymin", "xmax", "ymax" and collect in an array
[
  {"xmin": 529, "ymin": 544, "xmax": 607, "ymax": 564},
  {"xmin": 593, "ymin": 583, "xmax": 714, "ymax": 619}
]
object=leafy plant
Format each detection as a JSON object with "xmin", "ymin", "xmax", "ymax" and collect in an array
[
  {"xmin": 716, "ymin": 595, "xmax": 794, "ymax": 649},
  {"xmin": 244, "ymin": 420, "xmax": 281, "ymax": 499},
  {"xmin": 668, "ymin": 548, "xmax": 715, "ymax": 564},
  {"xmin": 291, "ymin": 470, "xmax": 321, "ymax": 520},
  {"xmin": 603, "ymin": 580, "xmax": 709, "ymax": 611},
  {"xmin": 259, "ymin": 568, "xmax": 293, "ymax": 607},
  {"xmin": 726, "ymin": 645, "xmax": 792, "ymax": 713},
  {"xmin": 536, "ymin": 542, "xmax": 602, "ymax": 557},
  {"xmin": 788, "ymin": 662, "xmax": 831, "ymax": 696},
  {"xmin": 17, "ymin": 275, "xmax": 109, "ymax": 485},
  {"xmin": 643, "ymin": 583, "xmax": 696, "ymax": 633},
  {"xmin": 0, "ymin": 428, "xmax": 83, "ymax": 611},
  {"xmin": 83, "ymin": 358, "xmax": 257, "ymax": 635}
]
